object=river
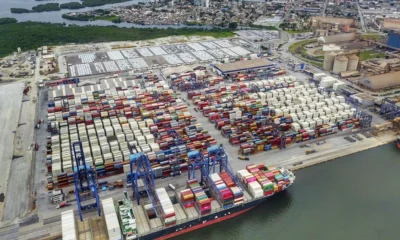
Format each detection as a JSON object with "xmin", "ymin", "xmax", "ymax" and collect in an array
[
  {"xmin": 174, "ymin": 143, "xmax": 400, "ymax": 240},
  {"xmin": 0, "ymin": 0, "xmax": 210, "ymax": 28}
]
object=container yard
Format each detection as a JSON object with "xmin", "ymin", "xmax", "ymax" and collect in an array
[
  {"xmin": 46, "ymin": 74, "xmax": 221, "ymax": 190},
  {"xmin": 0, "ymin": 42, "xmax": 395, "ymax": 240},
  {"xmin": 66, "ymin": 38, "xmax": 254, "ymax": 78},
  {"xmin": 184, "ymin": 75, "xmax": 364, "ymax": 155}
]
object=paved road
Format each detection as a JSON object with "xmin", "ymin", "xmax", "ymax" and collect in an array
[
  {"xmin": 2, "ymin": 56, "xmax": 40, "ymax": 224},
  {"xmin": 356, "ymin": 0, "xmax": 367, "ymax": 33},
  {"xmin": 0, "ymin": 82, "xmax": 24, "ymax": 224}
]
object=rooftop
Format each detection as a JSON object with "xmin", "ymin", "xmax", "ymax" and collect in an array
[{"xmin": 214, "ymin": 59, "xmax": 273, "ymax": 73}]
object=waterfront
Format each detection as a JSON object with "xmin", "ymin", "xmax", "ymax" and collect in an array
[
  {"xmin": 0, "ymin": 0, "xmax": 210, "ymax": 28},
  {"xmin": 174, "ymin": 143, "xmax": 400, "ymax": 240}
]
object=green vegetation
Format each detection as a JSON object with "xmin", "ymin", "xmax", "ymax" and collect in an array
[
  {"xmin": 288, "ymin": 39, "xmax": 315, "ymax": 53},
  {"xmin": 360, "ymin": 50, "xmax": 386, "ymax": 61},
  {"xmin": 289, "ymin": 39, "xmax": 323, "ymax": 68},
  {"xmin": 248, "ymin": 23, "xmax": 278, "ymax": 31},
  {"xmin": 11, "ymin": 3, "xmax": 61, "ymax": 13},
  {"xmin": 60, "ymin": 2, "xmax": 85, "ymax": 9},
  {"xmin": 82, "ymin": 0, "xmax": 130, "ymax": 7},
  {"xmin": 10, "ymin": 8, "xmax": 31, "ymax": 13},
  {"xmin": 361, "ymin": 34, "xmax": 382, "ymax": 40},
  {"xmin": 0, "ymin": 18, "xmax": 17, "ymax": 25},
  {"xmin": 285, "ymin": 29, "xmax": 312, "ymax": 34},
  {"xmin": 62, "ymin": 13, "xmax": 122, "ymax": 23},
  {"xmin": 0, "ymin": 21, "xmax": 234, "ymax": 57},
  {"xmin": 228, "ymin": 22, "xmax": 238, "ymax": 30},
  {"xmin": 32, "ymin": 3, "xmax": 61, "ymax": 12}
]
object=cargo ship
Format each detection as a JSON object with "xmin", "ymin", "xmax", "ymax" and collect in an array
[{"xmin": 109, "ymin": 164, "xmax": 296, "ymax": 240}]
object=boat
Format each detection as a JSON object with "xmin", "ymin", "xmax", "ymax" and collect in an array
[
  {"xmin": 397, "ymin": 136, "xmax": 400, "ymax": 148},
  {"xmin": 114, "ymin": 165, "xmax": 296, "ymax": 240}
]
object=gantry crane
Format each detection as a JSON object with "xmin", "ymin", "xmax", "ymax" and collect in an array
[
  {"xmin": 72, "ymin": 141, "xmax": 101, "ymax": 221},
  {"xmin": 129, "ymin": 152, "xmax": 162, "ymax": 218},
  {"xmin": 187, "ymin": 145, "xmax": 246, "ymax": 192}
]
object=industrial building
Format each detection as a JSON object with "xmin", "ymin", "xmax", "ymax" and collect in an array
[
  {"xmin": 387, "ymin": 30, "xmax": 400, "ymax": 49},
  {"xmin": 323, "ymin": 51, "xmax": 360, "ymax": 73},
  {"xmin": 359, "ymin": 71, "xmax": 400, "ymax": 91},
  {"xmin": 317, "ymin": 33, "xmax": 357, "ymax": 44},
  {"xmin": 311, "ymin": 16, "xmax": 355, "ymax": 26},
  {"xmin": 310, "ymin": 17, "xmax": 355, "ymax": 32},
  {"xmin": 383, "ymin": 18, "xmax": 400, "ymax": 30},
  {"xmin": 213, "ymin": 59, "xmax": 275, "ymax": 75},
  {"xmin": 351, "ymin": 93, "xmax": 375, "ymax": 107}
]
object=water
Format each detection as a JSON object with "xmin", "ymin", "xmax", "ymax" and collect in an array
[
  {"xmin": 0, "ymin": 0, "xmax": 211, "ymax": 28},
  {"xmin": 174, "ymin": 143, "xmax": 400, "ymax": 240}
]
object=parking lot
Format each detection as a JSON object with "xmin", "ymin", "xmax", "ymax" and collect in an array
[{"xmin": 66, "ymin": 38, "xmax": 255, "ymax": 77}]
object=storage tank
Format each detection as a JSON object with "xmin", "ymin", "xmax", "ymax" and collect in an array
[
  {"xmin": 332, "ymin": 56, "xmax": 348, "ymax": 74},
  {"xmin": 347, "ymin": 54, "xmax": 359, "ymax": 71},
  {"xmin": 323, "ymin": 52, "xmax": 336, "ymax": 71}
]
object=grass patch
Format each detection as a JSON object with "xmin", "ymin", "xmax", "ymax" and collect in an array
[
  {"xmin": 288, "ymin": 39, "xmax": 316, "ymax": 53},
  {"xmin": 360, "ymin": 50, "xmax": 385, "ymax": 61},
  {"xmin": 288, "ymin": 39, "xmax": 323, "ymax": 68},
  {"xmin": 186, "ymin": 31, "xmax": 234, "ymax": 38},
  {"xmin": 92, "ymin": 15, "xmax": 120, "ymax": 22},
  {"xmin": 361, "ymin": 34, "xmax": 382, "ymax": 40}
]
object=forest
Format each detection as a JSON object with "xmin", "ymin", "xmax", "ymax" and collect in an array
[{"xmin": 0, "ymin": 21, "xmax": 234, "ymax": 57}]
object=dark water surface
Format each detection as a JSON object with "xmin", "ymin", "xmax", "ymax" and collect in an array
[{"xmin": 174, "ymin": 144, "xmax": 400, "ymax": 240}]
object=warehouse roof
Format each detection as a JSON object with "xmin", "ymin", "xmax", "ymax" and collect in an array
[
  {"xmin": 214, "ymin": 59, "xmax": 274, "ymax": 74},
  {"xmin": 161, "ymin": 65, "xmax": 194, "ymax": 77},
  {"xmin": 360, "ymin": 72, "xmax": 400, "ymax": 89},
  {"xmin": 383, "ymin": 18, "xmax": 400, "ymax": 30},
  {"xmin": 318, "ymin": 33, "xmax": 356, "ymax": 44},
  {"xmin": 48, "ymin": 78, "xmax": 136, "ymax": 99},
  {"xmin": 312, "ymin": 16, "xmax": 354, "ymax": 25}
]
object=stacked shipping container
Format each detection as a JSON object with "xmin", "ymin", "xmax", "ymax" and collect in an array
[
  {"xmin": 155, "ymin": 188, "xmax": 176, "ymax": 226},
  {"xmin": 187, "ymin": 179, "xmax": 211, "ymax": 215},
  {"xmin": 188, "ymin": 79, "xmax": 360, "ymax": 155}
]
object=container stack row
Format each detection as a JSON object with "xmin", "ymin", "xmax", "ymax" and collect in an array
[
  {"xmin": 155, "ymin": 188, "xmax": 176, "ymax": 227},
  {"xmin": 208, "ymin": 172, "xmax": 244, "ymax": 208},
  {"xmin": 46, "ymin": 79, "xmax": 224, "ymax": 188},
  {"xmin": 188, "ymin": 82, "xmax": 360, "ymax": 155},
  {"xmin": 61, "ymin": 210, "xmax": 77, "ymax": 240},
  {"xmin": 187, "ymin": 179, "xmax": 211, "ymax": 215},
  {"xmin": 237, "ymin": 165, "xmax": 291, "ymax": 199},
  {"xmin": 102, "ymin": 198, "xmax": 122, "ymax": 240},
  {"xmin": 180, "ymin": 189, "xmax": 195, "ymax": 208}
]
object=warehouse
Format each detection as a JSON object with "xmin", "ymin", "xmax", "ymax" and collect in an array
[
  {"xmin": 383, "ymin": 18, "xmax": 400, "ymax": 30},
  {"xmin": 317, "ymin": 33, "xmax": 357, "ymax": 44},
  {"xmin": 359, "ymin": 72, "xmax": 400, "ymax": 90},
  {"xmin": 213, "ymin": 59, "xmax": 275, "ymax": 76},
  {"xmin": 311, "ymin": 16, "xmax": 354, "ymax": 25}
]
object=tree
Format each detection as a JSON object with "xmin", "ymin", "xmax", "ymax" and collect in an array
[{"xmin": 228, "ymin": 22, "xmax": 238, "ymax": 29}]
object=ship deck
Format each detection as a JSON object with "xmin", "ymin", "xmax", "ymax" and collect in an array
[{"xmin": 127, "ymin": 171, "xmax": 294, "ymax": 238}]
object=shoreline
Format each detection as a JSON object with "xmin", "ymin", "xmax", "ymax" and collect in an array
[{"xmin": 288, "ymin": 133, "xmax": 396, "ymax": 171}]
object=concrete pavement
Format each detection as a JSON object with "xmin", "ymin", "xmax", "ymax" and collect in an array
[{"xmin": 0, "ymin": 82, "xmax": 24, "ymax": 224}]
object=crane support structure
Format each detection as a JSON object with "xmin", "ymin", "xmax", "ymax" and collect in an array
[
  {"xmin": 129, "ymin": 152, "xmax": 162, "ymax": 218},
  {"xmin": 72, "ymin": 141, "xmax": 101, "ymax": 221},
  {"xmin": 380, "ymin": 98, "xmax": 400, "ymax": 120}
]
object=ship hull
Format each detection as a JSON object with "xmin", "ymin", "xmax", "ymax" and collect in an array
[{"xmin": 138, "ymin": 195, "xmax": 269, "ymax": 240}]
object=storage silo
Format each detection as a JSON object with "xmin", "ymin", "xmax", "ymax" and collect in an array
[
  {"xmin": 332, "ymin": 56, "xmax": 348, "ymax": 74},
  {"xmin": 347, "ymin": 54, "xmax": 359, "ymax": 71},
  {"xmin": 323, "ymin": 52, "xmax": 337, "ymax": 71}
]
